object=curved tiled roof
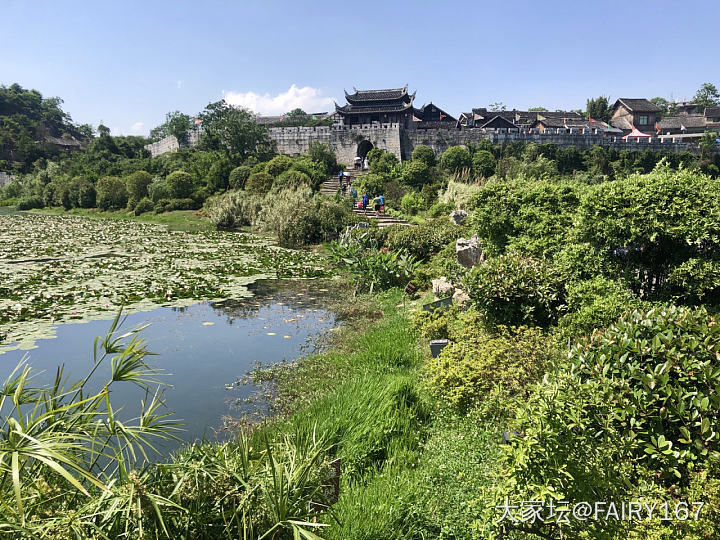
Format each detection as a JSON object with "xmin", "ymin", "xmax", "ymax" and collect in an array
[
  {"xmin": 614, "ymin": 98, "xmax": 662, "ymax": 113},
  {"xmin": 344, "ymin": 85, "xmax": 411, "ymax": 104},
  {"xmin": 335, "ymin": 101, "xmax": 414, "ymax": 115}
]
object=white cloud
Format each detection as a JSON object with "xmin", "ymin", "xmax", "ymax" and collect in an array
[
  {"xmin": 222, "ymin": 84, "xmax": 337, "ymax": 116},
  {"xmin": 130, "ymin": 121, "xmax": 144, "ymax": 134},
  {"xmin": 176, "ymin": 80, "xmax": 183, "ymax": 89}
]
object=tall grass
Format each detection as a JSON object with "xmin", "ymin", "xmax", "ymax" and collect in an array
[{"xmin": 0, "ymin": 312, "xmax": 334, "ymax": 539}]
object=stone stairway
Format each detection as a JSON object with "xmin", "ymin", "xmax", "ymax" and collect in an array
[
  {"xmin": 350, "ymin": 207, "xmax": 411, "ymax": 228},
  {"xmin": 320, "ymin": 171, "xmax": 411, "ymax": 228}
]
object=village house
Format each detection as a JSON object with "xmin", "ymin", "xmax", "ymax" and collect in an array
[
  {"xmin": 610, "ymin": 98, "xmax": 662, "ymax": 135},
  {"xmin": 531, "ymin": 116, "xmax": 621, "ymax": 136},
  {"xmin": 412, "ymin": 102, "xmax": 457, "ymax": 129}
]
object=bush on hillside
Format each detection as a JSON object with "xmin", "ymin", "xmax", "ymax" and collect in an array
[
  {"xmin": 273, "ymin": 169, "xmax": 312, "ymax": 191},
  {"xmin": 400, "ymin": 161, "xmax": 431, "ymax": 189},
  {"xmin": 497, "ymin": 305, "xmax": 720, "ymax": 538},
  {"xmin": 205, "ymin": 190, "xmax": 264, "ymax": 229},
  {"xmin": 423, "ymin": 325, "xmax": 553, "ymax": 413},
  {"xmin": 465, "ymin": 253, "xmax": 566, "ymax": 327},
  {"xmin": 245, "ymin": 171, "xmax": 274, "ymax": 194},
  {"xmin": 354, "ymin": 173, "xmax": 385, "ymax": 197},
  {"xmin": 385, "ymin": 221, "xmax": 460, "ymax": 261},
  {"xmin": 411, "ymin": 144, "xmax": 436, "ymax": 166},
  {"xmin": 472, "ymin": 149, "xmax": 496, "ymax": 178},
  {"xmin": 265, "ymin": 155, "xmax": 294, "ymax": 177},
  {"xmin": 440, "ymin": 146, "xmax": 472, "ymax": 175},
  {"xmin": 228, "ymin": 165, "xmax": 252, "ymax": 190}
]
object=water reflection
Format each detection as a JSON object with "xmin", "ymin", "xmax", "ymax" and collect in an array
[{"xmin": 0, "ymin": 280, "xmax": 337, "ymax": 450}]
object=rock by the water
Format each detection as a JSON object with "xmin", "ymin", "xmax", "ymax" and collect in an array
[
  {"xmin": 432, "ymin": 277, "xmax": 455, "ymax": 297},
  {"xmin": 456, "ymin": 235, "xmax": 484, "ymax": 268},
  {"xmin": 450, "ymin": 210, "xmax": 468, "ymax": 225}
]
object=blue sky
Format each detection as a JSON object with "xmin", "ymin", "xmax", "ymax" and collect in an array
[{"xmin": 3, "ymin": 0, "xmax": 719, "ymax": 135}]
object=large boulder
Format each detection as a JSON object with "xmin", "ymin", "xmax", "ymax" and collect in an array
[
  {"xmin": 450, "ymin": 209, "xmax": 468, "ymax": 225},
  {"xmin": 452, "ymin": 288, "xmax": 470, "ymax": 306},
  {"xmin": 456, "ymin": 234, "xmax": 484, "ymax": 268},
  {"xmin": 432, "ymin": 276, "xmax": 455, "ymax": 297}
]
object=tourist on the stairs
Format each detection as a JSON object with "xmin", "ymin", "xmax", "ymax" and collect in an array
[
  {"xmin": 361, "ymin": 193, "xmax": 369, "ymax": 214},
  {"xmin": 372, "ymin": 195, "xmax": 382, "ymax": 216},
  {"xmin": 378, "ymin": 194, "xmax": 385, "ymax": 214},
  {"xmin": 363, "ymin": 157, "xmax": 369, "ymax": 170},
  {"xmin": 354, "ymin": 156, "xmax": 362, "ymax": 170},
  {"xmin": 350, "ymin": 186, "xmax": 357, "ymax": 203}
]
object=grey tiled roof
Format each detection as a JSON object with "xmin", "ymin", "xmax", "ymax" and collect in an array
[{"xmin": 614, "ymin": 98, "xmax": 662, "ymax": 113}]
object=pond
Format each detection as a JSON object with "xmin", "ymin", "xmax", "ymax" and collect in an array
[{"xmin": 0, "ymin": 280, "xmax": 338, "ymax": 450}]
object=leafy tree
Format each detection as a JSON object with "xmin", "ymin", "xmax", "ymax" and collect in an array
[
  {"xmin": 124, "ymin": 171, "xmax": 152, "ymax": 200},
  {"xmin": 198, "ymin": 100, "xmax": 273, "ymax": 163},
  {"xmin": 440, "ymin": 146, "xmax": 472, "ymax": 175},
  {"xmin": 528, "ymin": 107, "xmax": 548, "ymax": 111},
  {"xmin": 308, "ymin": 142, "xmax": 338, "ymax": 175},
  {"xmin": 205, "ymin": 156, "xmax": 232, "ymax": 192},
  {"xmin": 488, "ymin": 102, "xmax": 506, "ymax": 111},
  {"xmin": 411, "ymin": 144, "xmax": 435, "ymax": 166},
  {"xmin": 228, "ymin": 165, "xmax": 252, "ymax": 190},
  {"xmin": 472, "ymin": 150, "xmax": 496, "ymax": 178},
  {"xmin": 400, "ymin": 161, "xmax": 431, "ymax": 189},
  {"xmin": 150, "ymin": 111, "xmax": 192, "ymax": 143},
  {"xmin": 165, "ymin": 170, "xmax": 194, "ymax": 198},
  {"xmin": 693, "ymin": 82, "xmax": 720, "ymax": 109},
  {"xmin": 585, "ymin": 96, "xmax": 611, "ymax": 121},
  {"xmin": 67, "ymin": 176, "xmax": 96, "ymax": 208},
  {"xmin": 96, "ymin": 176, "xmax": 128, "ymax": 210},
  {"xmin": 649, "ymin": 96, "xmax": 675, "ymax": 117}
]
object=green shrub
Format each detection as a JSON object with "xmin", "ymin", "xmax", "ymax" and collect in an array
[
  {"xmin": 16, "ymin": 195, "xmax": 44, "ymax": 210},
  {"xmin": 423, "ymin": 326, "xmax": 553, "ymax": 413},
  {"xmin": 498, "ymin": 305, "xmax": 720, "ymax": 538},
  {"xmin": 273, "ymin": 169, "xmax": 312, "ymax": 191},
  {"xmin": 427, "ymin": 201, "xmax": 454, "ymax": 218},
  {"xmin": 440, "ymin": 146, "xmax": 472, "ymax": 175},
  {"xmin": 96, "ymin": 176, "xmax": 128, "ymax": 210},
  {"xmin": 265, "ymin": 154, "xmax": 294, "ymax": 177},
  {"xmin": 133, "ymin": 197, "xmax": 154, "ymax": 215},
  {"xmin": 411, "ymin": 144, "xmax": 436, "ymax": 166},
  {"xmin": 667, "ymin": 258, "xmax": 720, "ymax": 304},
  {"xmin": 154, "ymin": 198, "xmax": 198, "ymax": 213},
  {"xmin": 205, "ymin": 156, "xmax": 231, "ymax": 192},
  {"xmin": 556, "ymin": 277, "xmax": 639, "ymax": 341},
  {"xmin": 400, "ymin": 161, "xmax": 431, "ymax": 189},
  {"xmin": 124, "ymin": 171, "xmax": 152, "ymax": 200},
  {"xmin": 472, "ymin": 149, "xmax": 496, "ymax": 178},
  {"xmin": 465, "ymin": 253, "xmax": 566, "ymax": 327},
  {"xmin": 400, "ymin": 191, "xmax": 423, "ymax": 215},
  {"xmin": 289, "ymin": 156, "xmax": 326, "ymax": 191},
  {"xmin": 385, "ymin": 221, "xmax": 459, "ymax": 261},
  {"xmin": 228, "ymin": 165, "xmax": 252, "ymax": 190},
  {"xmin": 245, "ymin": 171, "xmax": 274, "ymax": 194},
  {"xmin": 147, "ymin": 177, "xmax": 170, "ymax": 202},
  {"xmin": 165, "ymin": 170, "xmax": 194, "ymax": 198},
  {"xmin": 354, "ymin": 173, "xmax": 385, "ymax": 197}
]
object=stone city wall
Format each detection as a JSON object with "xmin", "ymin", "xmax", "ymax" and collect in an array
[
  {"xmin": 269, "ymin": 123, "xmax": 402, "ymax": 165},
  {"xmin": 146, "ymin": 125, "xmax": 699, "ymax": 161},
  {"xmin": 404, "ymin": 128, "xmax": 697, "ymax": 156}
]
